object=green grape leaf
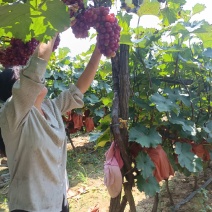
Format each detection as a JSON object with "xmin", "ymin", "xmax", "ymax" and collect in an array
[
  {"xmin": 57, "ymin": 47, "xmax": 70, "ymax": 61},
  {"xmin": 117, "ymin": 11, "xmax": 132, "ymax": 29},
  {"xmin": 129, "ymin": 124, "xmax": 161, "ymax": 147},
  {"xmin": 136, "ymin": 151, "xmax": 155, "ymax": 179},
  {"xmin": 150, "ymin": 93, "xmax": 180, "ymax": 114},
  {"xmin": 0, "ymin": 0, "xmax": 13, "ymax": 5},
  {"xmin": 0, "ymin": 0, "xmax": 70, "ymax": 41},
  {"xmin": 137, "ymin": 0, "xmax": 159, "ymax": 17},
  {"xmin": 94, "ymin": 128, "xmax": 110, "ymax": 147},
  {"xmin": 132, "ymin": 97, "xmax": 151, "ymax": 110},
  {"xmin": 53, "ymin": 80, "xmax": 68, "ymax": 91},
  {"xmin": 120, "ymin": 34, "xmax": 133, "ymax": 45},
  {"xmin": 159, "ymin": 0, "xmax": 184, "ymax": 25},
  {"xmin": 89, "ymin": 132, "xmax": 103, "ymax": 142},
  {"xmin": 169, "ymin": 114, "xmax": 197, "ymax": 136},
  {"xmin": 203, "ymin": 48, "xmax": 212, "ymax": 58},
  {"xmin": 160, "ymin": 7, "xmax": 177, "ymax": 26},
  {"xmin": 203, "ymin": 121, "xmax": 212, "ymax": 140},
  {"xmin": 96, "ymin": 81, "xmax": 112, "ymax": 93},
  {"xmin": 117, "ymin": 12, "xmax": 133, "ymax": 45},
  {"xmin": 175, "ymin": 142, "xmax": 203, "ymax": 173},
  {"xmin": 0, "ymin": 3, "xmax": 31, "ymax": 40},
  {"xmin": 97, "ymin": 114, "xmax": 111, "ymax": 131},
  {"xmin": 168, "ymin": 0, "xmax": 186, "ymax": 6},
  {"xmin": 94, "ymin": 108, "xmax": 105, "ymax": 118},
  {"xmin": 41, "ymin": 1, "xmax": 70, "ymax": 32},
  {"xmin": 101, "ymin": 97, "xmax": 112, "ymax": 107},
  {"xmin": 209, "ymin": 150, "xmax": 212, "ymax": 159},
  {"xmin": 170, "ymin": 22, "xmax": 189, "ymax": 36},
  {"xmin": 192, "ymin": 3, "xmax": 206, "ymax": 16},
  {"xmin": 99, "ymin": 62, "xmax": 112, "ymax": 79},
  {"xmin": 164, "ymin": 88, "xmax": 190, "ymax": 107},
  {"xmin": 137, "ymin": 174, "xmax": 160, "ymax": 196},
  {"xmin": 192, "ymin": 21, "xmax": 212, "ymax": 48},
  {"xmin": 84, "ymin": 94, "xmax": 100, "ymax": 105}
]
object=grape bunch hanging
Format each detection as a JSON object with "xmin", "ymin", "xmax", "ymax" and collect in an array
[
  {"xmin": 0, "ymin": 38, "xmax": 39, "ymax": 68},
  {"xmin": 0, "ymin": 35, "xmax": 60, "ymax": 68},
  {"xmin": 63, "ymin": 0, "xmax": 121, "ymax": 58}
]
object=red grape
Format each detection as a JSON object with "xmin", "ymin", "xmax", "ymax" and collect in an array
[
  {"xmin": 0, "ymin": 38, "xmax": 39, "ymax": 68},
  {"xmin": 0, "ymin": 35, "xmax": 60, "ymax": 68}
]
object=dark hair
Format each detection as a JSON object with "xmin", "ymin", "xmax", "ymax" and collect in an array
[
  {"xmin": 0, "ymin": 67, "xmax": 20, "ymax": 156},
  {"xmin": 0, "ymin": 129, "xmax": 6, "ymax": 157},
  {"xmin": 0, "ymin": 67, "xmax": 20, "ymax": 102}
]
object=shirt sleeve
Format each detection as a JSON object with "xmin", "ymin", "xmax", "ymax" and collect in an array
[
  {"xmin": 52, "ymin": 84, "xmax": 84, "ymax": 115},
  {"xmin": 4, "ymin": 57, "xmax": 48, "ymax": 131}
]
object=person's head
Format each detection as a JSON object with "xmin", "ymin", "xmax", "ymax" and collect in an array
[{"xmin": 0, "ymin": 67, "xmax": 20, "ymax": 102}]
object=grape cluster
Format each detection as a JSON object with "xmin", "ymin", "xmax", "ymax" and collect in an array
[
  {"xmin": 71, "ymin": 7, "xmax": 121, "ymax": 57},
  {"xmin": 0, "ymin": 38, "xmax": 39, "ymax": 68},
  {"xmin": 62, "ymin": 0, "xmax": 120, "ymax": 57},
  {"xmin": 0, "ymin": 35, "xmax": 60, "ymax": 68}
]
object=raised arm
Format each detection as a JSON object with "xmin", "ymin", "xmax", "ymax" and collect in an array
[
  {"xmin": 33, "ymin": 35, "xmax": 58, "ymax": 62},
  {"xmin": 4, "ymin": 36, "xmax": 58, "ymax": 130},
  {"xmin": 52, "ymin": 43, "xmax": 102, "ymax": 114},
  {"xmin": 76, "ymin": 45, "xmax": 102, "ymax": 94}
]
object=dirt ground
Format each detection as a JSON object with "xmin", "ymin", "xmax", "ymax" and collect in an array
[
  {"xmin": 67, "ymin": 135, "xmax": 212, "ymax": 212},
  {"xmin": 0, "ymin": 134, "xmax": 212, "ymax": 212}
]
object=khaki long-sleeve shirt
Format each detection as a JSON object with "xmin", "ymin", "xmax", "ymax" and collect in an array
[{"xmin": 0, "ymin": 57, "xmax": 84, "ymax": 212}]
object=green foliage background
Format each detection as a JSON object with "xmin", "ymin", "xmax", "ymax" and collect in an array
[{"xmin": 0, "ymin": 0, "xmax": 70, "ymax": 42}]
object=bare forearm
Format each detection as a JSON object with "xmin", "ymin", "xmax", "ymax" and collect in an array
[{"xmin": 76, "ymin": 46, "xmax": 102, "ymax": 94}]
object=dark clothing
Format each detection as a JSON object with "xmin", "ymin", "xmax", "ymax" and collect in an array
[{"xmin": 11, "ymin": 197, "xmax": 69, "ymax": 212}]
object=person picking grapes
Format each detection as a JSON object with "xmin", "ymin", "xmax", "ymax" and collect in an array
[{"xmin": 0, "ymin": 33, "xmax": 102, "ymax": 212}]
